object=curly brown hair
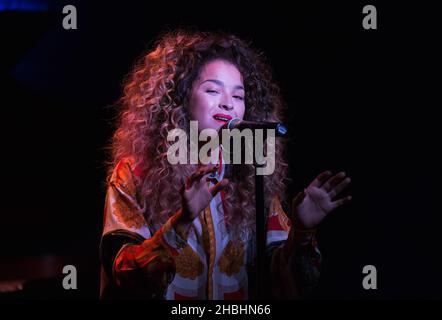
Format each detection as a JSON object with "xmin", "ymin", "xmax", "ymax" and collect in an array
[{"xmin": 108, "ymin": 29, "xmax": 290, "ymax": 238}]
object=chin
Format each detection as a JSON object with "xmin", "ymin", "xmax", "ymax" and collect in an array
[{"xmin": 205, "ymin": 121, "xmax": 223, "ymax": 131}]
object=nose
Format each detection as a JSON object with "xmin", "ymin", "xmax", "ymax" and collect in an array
[
  {"xmin": 219, "ymin": 92, "xmax": 234, "ymax": 111},
  {"xmin": 219, "ymin": 101, "xmax": 233, "ymax": 111}
]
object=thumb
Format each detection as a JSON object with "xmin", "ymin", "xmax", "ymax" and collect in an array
[
  {"xmin": 209, "ymin": 178, "xmax": 229, "ymax": 197},
  {"xmin": 292, "ymin": 189, "xmax": 307, "ymax": 210}
]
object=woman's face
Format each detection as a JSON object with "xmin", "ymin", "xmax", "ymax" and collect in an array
[{"xmin": 188, "ymin": 59, "xmax": 245, "ymax": 131}]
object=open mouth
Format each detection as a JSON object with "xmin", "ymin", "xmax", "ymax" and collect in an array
[{"xmin": 213, "ymin": 113, "xmax": 233, "ymax": 124}]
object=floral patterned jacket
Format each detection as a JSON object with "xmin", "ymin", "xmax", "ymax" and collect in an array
[{"xmin": 99, "ymin": 158, "xmax": 321, "ymax": 300}]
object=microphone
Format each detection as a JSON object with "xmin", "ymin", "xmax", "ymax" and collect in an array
[{"xmin": 220, "ymin": 118, "xmax": 287, "ymax": 137}]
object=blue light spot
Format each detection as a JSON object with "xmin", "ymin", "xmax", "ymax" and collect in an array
[{"xmin": 0, "ymin": 0, "xmax": 50, "ymax": 12}]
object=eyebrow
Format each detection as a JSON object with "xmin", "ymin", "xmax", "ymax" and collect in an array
[{"xmin": 200, "ymin": 79, "xmax": 244, "ymax": 91}]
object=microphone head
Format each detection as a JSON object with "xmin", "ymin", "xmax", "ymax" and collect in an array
[
  {"xmin": 219, "ymin": 118, "xmax": 287, "ymax": 136},
  {"xmin": 226, "ymin": 118, "xmax": 241, "ymax": 130}
]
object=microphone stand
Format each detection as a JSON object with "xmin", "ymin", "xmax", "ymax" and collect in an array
[
  {"xmin": 254, "ymin": 161, "xmax": 266, "ymax": 300},
  {"xmin": 220, "ymin": 119, "xmax": 287, "ymax": 299},
  {"xmin": 253, "ymin": 128, "xmax": 286, "ymax": 300}
]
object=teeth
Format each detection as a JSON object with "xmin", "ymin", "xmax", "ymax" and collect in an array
[{"xmin": 214, "ymin": 116, "xmax": 229, "ymax": 121}]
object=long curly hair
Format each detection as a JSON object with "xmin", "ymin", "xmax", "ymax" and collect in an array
[{"xmin": 108, "ymin": 30, "xmax": 290, "ymax": 238}]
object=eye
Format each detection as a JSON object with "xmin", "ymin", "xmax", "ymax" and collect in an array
[
  {"xmin": 233, "ymin": 95, "xmax": 244, "ymax": 101},
  {"xmin": 206, "ymin": 89, "xmax": 220, "ymax": 94}
]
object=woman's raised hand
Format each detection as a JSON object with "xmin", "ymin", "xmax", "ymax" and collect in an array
[
  {"xmin": 179, "ymin": 164, "xmax": 229, "ymax": 225},
  {"xmin": 291, "ymin": 171, "xmax": 352, "ymax": 230}
]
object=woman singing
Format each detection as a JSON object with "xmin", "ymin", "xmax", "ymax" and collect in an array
[{"xmin": 100, "ymin": 30, "xmax": 351, "ymax": 300}]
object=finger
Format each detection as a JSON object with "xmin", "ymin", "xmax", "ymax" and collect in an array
[
  {"xmin": 322, "ymin": 171, "xmax": 346, "ymax": 192},
  {"xmin": 187, "ymin": 164, "xmax": 219, "ymax": 188},
  {"xmin": 187, "ymin": 173, "xmax": 204, "ymax": 189},
  {"xmin": 209, "ymin": 178, "xmax": 229, "ymax": 197},
  {"xmin": 206, "ymin": 176, "xmax": 219, "ymax": 184},
  {"xmin": 198, "ymin": 164, "xmax": 220, "ymax": 184},
  {"xmin": 194, "ymin": 164, "xmax": 219, "ymax": 180},
  {"xmin": 331, "ymin": 195, "xmax": 352, "ymax": 210},
  {"xmin": 329, "ymin": 177, "xmax": 351, "ymax": 199},
  {"xmin": 309, "ymin": 171, "xmax": 333, "ymax": 188},
  {"xmin": 205, "ymin": 163, "xmax": 220, "ymax": 173}
]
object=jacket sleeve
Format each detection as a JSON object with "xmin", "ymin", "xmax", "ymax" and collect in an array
[
  {"xmin": 99, "ymin": 159, "xmax": 187, "ymax": 299},
  {"xmin": 266, "ymin": 197, "xmax": 322, "ymax": 299}
]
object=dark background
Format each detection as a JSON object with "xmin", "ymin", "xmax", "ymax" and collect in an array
[{"xmin": 0, "ymin": 1, "xmax": 440, "ymax": 299}]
